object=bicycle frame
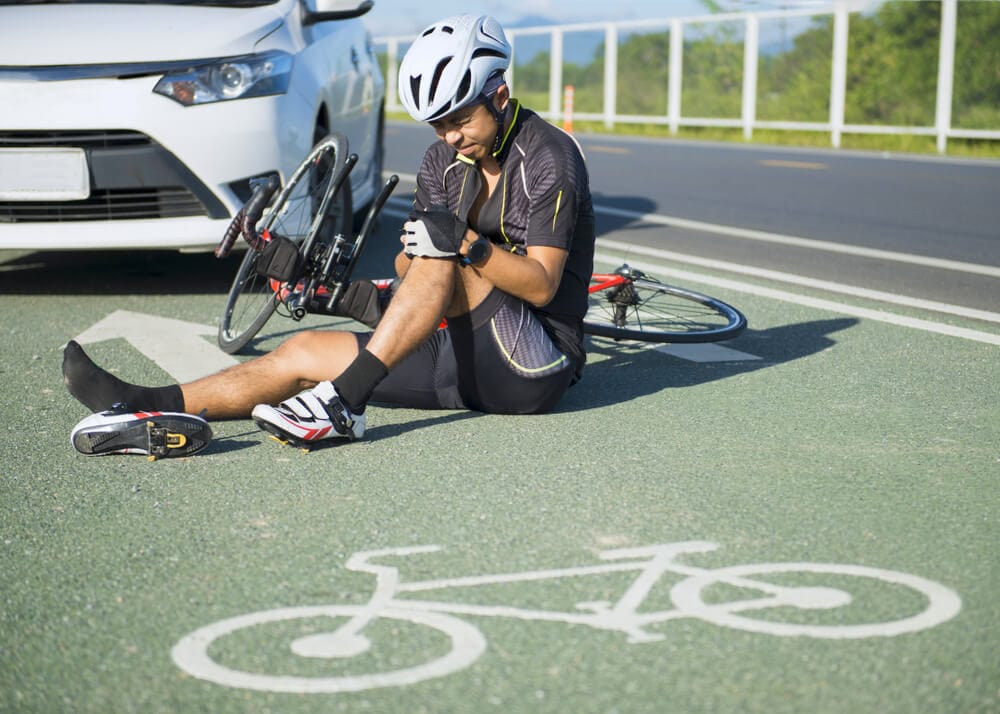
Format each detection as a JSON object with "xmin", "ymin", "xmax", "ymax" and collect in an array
[
  {"xmin": 218, "ymin": 132, "xmax": 746, "ymax": 354},
  {"xmin": 588, "ymin": 272, "xmax": 629, "ymax": 295}
]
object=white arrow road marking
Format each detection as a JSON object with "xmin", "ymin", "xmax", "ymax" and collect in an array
[
  {"xmin": 73, "ymin": 310, "xmax": 238, "ymax": 383},
  {"xmin": 653, "ymin": 343, "xmax": 762, "ymax": 362}
]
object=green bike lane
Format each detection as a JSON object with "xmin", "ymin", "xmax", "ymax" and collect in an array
[{"xmin": 1, "ymin": 243, "xmax": 997, "ymax": 713}]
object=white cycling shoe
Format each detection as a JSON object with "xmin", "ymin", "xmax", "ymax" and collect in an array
[
  {"xmin": 252, "ymin": 381, "xmax": 365, "ymax": 448},
  {"xmin": 71, "ymin": 406, "xmax": 212, "ymax": 460}
]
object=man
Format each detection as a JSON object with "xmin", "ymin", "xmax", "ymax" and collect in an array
[{"xmin": 65, "ymin": 14, "xmax": 595, "ymax": 458}]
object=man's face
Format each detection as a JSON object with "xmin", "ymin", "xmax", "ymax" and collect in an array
[{"xmin": 429, "ymin": 96, "xmax": 502, "ymax": 162}]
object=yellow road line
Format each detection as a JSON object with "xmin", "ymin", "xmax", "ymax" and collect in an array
[
  {"xmin": 758, "ymin": 159, "xmax": 828, "ymax": 170},
  {"xmin": 586, "ymin": 145, "xmax": 632, "ymax": 155}
]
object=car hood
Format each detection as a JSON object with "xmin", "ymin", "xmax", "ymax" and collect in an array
[{"xmin": 0, "ymin": 2, "xmax": 292, "ymax": 66}]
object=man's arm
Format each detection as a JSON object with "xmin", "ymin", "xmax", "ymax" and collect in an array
[{"xmin": 458, "ymin": 235, "xmax": 567, "ymax": 307}]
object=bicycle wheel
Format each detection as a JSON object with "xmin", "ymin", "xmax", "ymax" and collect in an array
[
  {"xmin": 217, "ymin": 134, "xmax": 353, "ymax": 354},
  {"xmin": 171, "ymin": 604, "xmax": 487, "ymax": 694},
  {"xmin": 584, "ymin": 265, "xmax": 747, "ymax": 344}
]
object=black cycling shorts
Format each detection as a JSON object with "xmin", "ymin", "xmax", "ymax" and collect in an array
[{"xmin": 355, "ymin": 289, "xmax": 576, "ymax": 415}]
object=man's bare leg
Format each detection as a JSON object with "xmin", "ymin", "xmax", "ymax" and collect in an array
[
  {"xmin": 183, "ymin": 255, "xmax": 486, "ymax": 417},
  {"xmin": 366, "ymin": 255, "xmax": 493, "ymax": 365},
  {"xmin": 63, "ymin": 329, "xmax": 361, "ymax": 419},
  {"xmin": 64, "ymin": 255, "xmax": 492, "ymax": 419},
  {"xmin": 181, "ymin": 330, "xmax": 361, "ymax": 419}
]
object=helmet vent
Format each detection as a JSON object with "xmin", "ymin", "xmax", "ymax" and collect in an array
[
  {"xmin": 472, "ymin": 48, "xmax": 507, "ymax": 61},
  {"xmin": 429, "ymin": 58, "xmax": 452, "ymax": 103},
  {"xmin": 480, "ymin": 27, "xmax": 503, "ymax": 43},
  {"xmin": 456, "ymin": 70, "xmax": 472, "ymax": 102},
  {"xmin": 409, "ymin": 75, "xmax": 422, "ymax": 108},
  {"xmin": 429, "ymin": 100, "xmax": 453, "ymax": 122}
]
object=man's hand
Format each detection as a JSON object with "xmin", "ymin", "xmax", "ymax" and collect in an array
[{"xmin": 403, "ymin": 206, "xmax": 467, "ymax": 258}]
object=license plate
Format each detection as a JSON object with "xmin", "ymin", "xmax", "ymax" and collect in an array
[{"xmin": 0, "ymin": 147, "xmax": 90, "ymax": 201}]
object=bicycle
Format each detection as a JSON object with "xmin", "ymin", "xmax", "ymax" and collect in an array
[
  {"xmin": 171, "ymin": 540, "xmax": 962, "ymax": 694},
  {"xmin": 214, "ymin": 132, "xmax": 747, "ymax": 354}
]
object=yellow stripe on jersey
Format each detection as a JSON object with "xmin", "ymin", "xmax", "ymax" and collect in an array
[{"xmin": 490, "ymin": 318, "xmax": 569, "ymax": 374}]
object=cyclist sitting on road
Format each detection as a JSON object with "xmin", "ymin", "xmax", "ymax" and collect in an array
[{"xmin": 64, "ymin": 14, "xmax": 596, "ymax": 457}]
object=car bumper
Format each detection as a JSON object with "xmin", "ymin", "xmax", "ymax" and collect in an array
[
  {"xmin": 1, "ymin": 216, "xmax": 236, "ymax": 251},
  {"xmin": 0, "ymin": 74, "xmax": 313, "ymax": 250}
]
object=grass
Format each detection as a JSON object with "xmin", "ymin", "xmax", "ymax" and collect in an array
[
  {"xmin": 570, "ymin": 121, "xmax": 1000, "ymax": 160},
  {"xmin": 387, "ymin": 111, "xmax": 1000, "ymax": 160}
]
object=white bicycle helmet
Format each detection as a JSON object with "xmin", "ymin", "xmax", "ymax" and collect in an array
[{"xmin": 398, "ymin": 15, "xmax": 511, "ymax": 122}]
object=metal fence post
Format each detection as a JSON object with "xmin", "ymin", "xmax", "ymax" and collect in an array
[
  {"xmin": 830, "ymin": 2, "xmax": 849, "ymax": 148},
  {"xmin": 374, "ymin": 6, "xmax": 997, "ymax": 153},
  {"xmin": 550, "ymin": 28, "xmax": 564, "ymax": 123},
  {"xmin": 668, "ymin": 18, "xmax": 683, "ymax": 135},
  {"xmin": 604, "ymin": 24, "xmax": 618, "ymax": 129},
  {"xmin": 935, "ymin": 0, "xmax": 957, "ymax": 154},
  {"xmin": 743, "ymin": 14, "xmax": 760, "ymax": 141}
]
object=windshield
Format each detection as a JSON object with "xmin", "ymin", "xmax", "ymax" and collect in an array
[{"xmin": 0, "ymin": 1, "xmax": 278, "ymax": 6}]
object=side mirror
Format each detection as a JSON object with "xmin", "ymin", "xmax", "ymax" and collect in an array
[{"xmin": 302, "ymin": 0, "xmax": 374, "ymax": 25}]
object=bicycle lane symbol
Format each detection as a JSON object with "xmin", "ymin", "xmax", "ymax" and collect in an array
[{"xmin": 171, "ymin": 541, "xmax": 962, "ymax": 694}]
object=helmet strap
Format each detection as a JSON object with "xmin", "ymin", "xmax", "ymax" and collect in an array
[{"xmin": 484, "ymin": 97, "xmax": 510, "ymax": 155}]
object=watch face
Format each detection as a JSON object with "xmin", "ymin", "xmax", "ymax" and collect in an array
[{"xmin": 469, "ymin": 238, "xmax": 490, "ymax": 264}]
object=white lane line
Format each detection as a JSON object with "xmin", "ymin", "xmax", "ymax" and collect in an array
[
  {"xmin": 385, "ymin": 183, "xmax": 1000, "ymax": 342},
  {"xmin": 594, "ymin": 205, "xmax": 1000, "ymax": 278},
  {"xmin": 597, "ymin": 238, "xmax": 1000, "ymax": 324},
  {"xmin": 594, "ymin": 251, "xmax": 1000, "ymax": 346},
  {"xmin": 388, "ymin": 179, "xmax": 1000, "ymax": 279}
]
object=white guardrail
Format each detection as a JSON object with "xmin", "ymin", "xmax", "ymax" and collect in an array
[{"xmin": 373, "ymin": 0, "xmax": 999, "ymax": 153}]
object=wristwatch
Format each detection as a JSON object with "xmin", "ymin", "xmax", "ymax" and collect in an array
[{"xmin": 463, "ymin": 236, "xmax": 492, "ymax": 266}]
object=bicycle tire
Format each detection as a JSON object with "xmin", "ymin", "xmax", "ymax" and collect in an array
[
  {"xmin": 584, "ymin": 268, "xmax": 747, "ymax": 344},
  {"xmin": 218, "ymin": 134, "xmax": 353, "ymax": 354}
]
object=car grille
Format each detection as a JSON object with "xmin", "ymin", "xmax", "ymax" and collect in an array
[{"xmin": 0, "ymin": 130, "xmax": 220, "ymax": 222}]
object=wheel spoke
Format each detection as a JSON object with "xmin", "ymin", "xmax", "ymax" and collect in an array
[
  {"xmin": 218, "ymin": 135, "xmax": 353, "ymax": 353},
  {"xmin": 585, "ymin": 270, "xmax": 746, "ymax": 344}
]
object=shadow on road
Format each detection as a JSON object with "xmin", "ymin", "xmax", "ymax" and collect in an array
[
  {"xmin": 0, "ymin": 249, "xmax": 236, "ymax": 295},
  {"xmin": 0, "ymin": 219, "xmax": 403, "ymax": 297},
  {"xmin": 559, "ymin": 318, "xmax": 859, "ymax": 412},
  {"xmin": 4, "ymin": 226, "xmax": 856, "ymax": 420}
]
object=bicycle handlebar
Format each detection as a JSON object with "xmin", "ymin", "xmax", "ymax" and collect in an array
[{"xmin": 214, "ymin": 174, "xmax": 280, "ymax": 259}]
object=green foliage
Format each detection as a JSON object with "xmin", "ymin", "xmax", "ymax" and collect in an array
[
  {"xmin": 382, "ymin": 0, "xmax": 1000, "ymax": 152},
  {"xmin": 616, "ymin": 32, "xmax": 670, "ymax": 116},
  {"xmin": 954, "ymin": 1, "xmax": 1000, "ymax": 128},
  {"xmin": 681, "ymin": 26, "xmax": 744, "ymax": 117},
  {"xmin": 757, "ymin": 16, "xmax": 834, "ymax": 122},
  {"xmin": 845, "ymin": 2, "xmax": 941, "ymax": 125}
]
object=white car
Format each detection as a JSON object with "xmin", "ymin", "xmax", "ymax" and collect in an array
[{"xmin": 0, "ymin": 0, "xmax": 385, "ymax": 251}]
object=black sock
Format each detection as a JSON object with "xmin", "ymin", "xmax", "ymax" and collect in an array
[
  {"xmin": 333, "ymin": 349, "xmax": 388, "ymax": 414},
  {"xmin": 62, "ymin": 340, "xmax": 184, "ymax": 413}
]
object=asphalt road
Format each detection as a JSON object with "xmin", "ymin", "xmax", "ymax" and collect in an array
[
  {"xmin": 386, "ymin": 119, "xmax": 1000, "ymax": 314},
  {"xmin": 1, "ymin": 125, "xmax": 998, "ymax": 714}
]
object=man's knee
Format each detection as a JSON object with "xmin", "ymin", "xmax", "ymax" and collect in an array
[
  {"xmin": 274, "ymin": 331, "xmax": 358, "ymax": 383},
  {"xmin": 275, "ymin": 330, "xmax": 319, "ymax": 360}
]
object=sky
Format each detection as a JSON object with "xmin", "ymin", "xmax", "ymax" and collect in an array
[{"xmin": 362, "ymin": 0, "xmax": 778, "ymax": 37}]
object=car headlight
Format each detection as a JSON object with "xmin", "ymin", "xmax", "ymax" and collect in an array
[{"xmin": 153, "ymin": 50, "xmax": 293, "ymax": 106}]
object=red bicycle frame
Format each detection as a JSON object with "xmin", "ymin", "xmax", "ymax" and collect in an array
[{"xmin": 588, "ymin": 272, "xmax": 627, "ymax": 294}]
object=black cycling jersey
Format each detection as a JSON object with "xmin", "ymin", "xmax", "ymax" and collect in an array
[{"xmin": 413, "ymin": 100, "xmax": 596, "ymax": 373}]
